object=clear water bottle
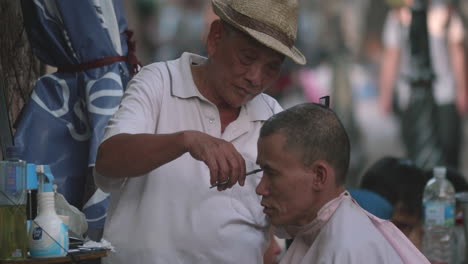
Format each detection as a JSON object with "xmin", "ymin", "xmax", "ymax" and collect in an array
[{"xmin": 422, "ymin": 166, "xmax": 456, "ymax": 264}]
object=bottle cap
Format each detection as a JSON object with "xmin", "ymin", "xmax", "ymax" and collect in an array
[
  {"xmin": 433, "ymin": 166, "xmax": 447, "ymax": 178},
  {"xmin": 5, "ymin": 145, "xmax": 22, "ymax": 160}
]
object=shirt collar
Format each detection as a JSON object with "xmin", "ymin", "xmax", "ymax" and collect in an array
[
  {"xmin": 170, "ymin": 52, "xmax": 276, "ymax": 123},
  {"xmin": 170, "ymin": 52, "xmax": 207, "ymax": 99}
]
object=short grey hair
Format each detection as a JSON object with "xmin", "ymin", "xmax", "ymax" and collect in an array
[{"xmin": 260, "ymin": 103, "xmax": 350, "ymax": 185}]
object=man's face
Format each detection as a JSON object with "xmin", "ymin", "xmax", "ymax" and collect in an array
[
  {"xmin": 207, "ymin": 22, "xmax": 284, "ymax": 108},
  {"xmin": 391, "ymin": 203, "xmax": 423, "ymax": 249},
  {"xmin": 256, "ymin": 133, "xmax": 317, "ymax": 227}
]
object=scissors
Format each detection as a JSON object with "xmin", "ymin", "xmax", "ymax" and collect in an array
[{"xmin": 209, "ymin": 168, "xmax": 263, "ymax": 189}]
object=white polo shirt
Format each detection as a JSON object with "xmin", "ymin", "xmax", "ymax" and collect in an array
[{"xmin": 95, "ymin": 53, "xmax": 282, "ymax": 264}]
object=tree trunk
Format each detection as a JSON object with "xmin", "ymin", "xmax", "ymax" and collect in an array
[{"xmin": 0, "ymin": 0, "xmax": 44, "ymax": 159}]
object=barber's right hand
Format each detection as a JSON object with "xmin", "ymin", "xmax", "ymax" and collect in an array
[{"xmin": 183, "ymin": 130, "xmax": 246, "ymax": 191}]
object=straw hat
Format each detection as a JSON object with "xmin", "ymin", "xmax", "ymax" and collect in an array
[{"xmin": 211, "ymin": 0, "xmax": 306, "ymax": 65}]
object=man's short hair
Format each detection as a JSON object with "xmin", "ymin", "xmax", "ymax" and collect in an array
[{"xmin": 260, "ymin": 103, "xmax": 350, "ymax": 185}]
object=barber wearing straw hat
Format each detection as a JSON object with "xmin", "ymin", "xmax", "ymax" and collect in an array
[{"xmin": 94, "ymin": 0, "xmax": 305, "ymax": 263}]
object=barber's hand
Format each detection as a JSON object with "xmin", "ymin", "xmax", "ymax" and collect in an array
[{"xmin": 183, "ymin": 130, "xmax": 246, "ymax": 191}]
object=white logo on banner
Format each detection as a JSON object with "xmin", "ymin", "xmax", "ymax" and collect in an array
[
  {"xmin": 86, "ymin": 72, "xmax": 123, "ymax": 116},
  {"xmin": 32, "ymin": 74, "xmax": 90, "ymax": 141},
  {"xmin": 31, "ymin": 72, "xmax": 122, "ymax": 142}
]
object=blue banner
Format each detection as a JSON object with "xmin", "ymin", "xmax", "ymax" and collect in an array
[{"xmin": 16, "ymin": 0, "xmax": 134, "ymax": 232}]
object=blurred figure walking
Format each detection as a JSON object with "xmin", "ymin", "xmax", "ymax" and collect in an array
[{"xmin": 379, "ymin": 0, "xmax": 467, "ymax": 169}]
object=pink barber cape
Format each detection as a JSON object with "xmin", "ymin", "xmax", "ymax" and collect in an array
[{"xmin": 274, "ymin": 192, "xmax": 430, "ymax": 264}]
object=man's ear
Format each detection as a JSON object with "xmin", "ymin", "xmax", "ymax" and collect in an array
[
  {"xmin": 310, "ymin": 160, "xmax": 331, "ymax": 191},
  {"xmin": 206, "ymin": 19, "xmax": 223, "ymax": 57}
]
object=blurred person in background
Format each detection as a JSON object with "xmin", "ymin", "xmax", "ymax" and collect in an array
[
  {"xmin": 202, "ymin": 0, "xmax": 219, "ymax": 44},
  {"xmin": 94, "ymin": 0, "xmax": 306, "ymax": 263},
  {"xmin": 358, "ymin": 156, "xmax": 468, "ymax": 249},
  {"xmin": 256, "ymin": 103, "xmax": 428, "ymax": 263},
  {"xmin": 379, "ymin": 0, "xmax": 467, "ymax": 169},
  {"xmin": 359, "ymin": 157, "xmax": 428, "ymax": 248}
]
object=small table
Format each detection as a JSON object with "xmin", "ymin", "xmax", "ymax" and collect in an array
[{"xmin": 0, "ymin": 249, "xmax": 107, "ymax": 264}]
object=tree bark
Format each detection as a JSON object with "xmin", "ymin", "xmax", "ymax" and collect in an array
[{"xmin": 0, "ymin": 0, "xmax": 44, "ymax": 159}]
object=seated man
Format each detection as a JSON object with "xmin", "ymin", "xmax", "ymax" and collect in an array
[
  {"xmin": 255, "ymin": 103, "xmax": 429, "ymax": 263},
  {"xmin": 360, "ymin": 157, "xmax": 468, "ymax": 249},
  {"xmin": 359, "ymin": 157, "xmax": 428, "ymax": 248}
]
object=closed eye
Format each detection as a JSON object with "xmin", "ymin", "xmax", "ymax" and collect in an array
[{"xmin": 260, "ymin": 166, "xmax": 277, "ymax": 177}]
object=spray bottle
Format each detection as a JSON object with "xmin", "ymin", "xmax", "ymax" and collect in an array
[{"xmin": 28, "ymin": 165, "xmax": 68, "ymax": 258}]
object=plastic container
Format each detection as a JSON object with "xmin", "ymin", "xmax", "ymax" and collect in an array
[
  {"xmin": 28, "ymin": 165, "xmax": 68, "ymax": 258},
  {"xmin": 0, "ymin": 146, "xmax": 27, "ymax": 260},
  {"xmin": 29, "ymin": 192, "xmax": 69, "ymax": 257},
  {"xmin": 422, "ymin": 166, "xmax": 456, "ymax": 264}
]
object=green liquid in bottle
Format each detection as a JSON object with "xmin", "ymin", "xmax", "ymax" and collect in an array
[{"xmin": 0, "ymin": 204, "xmax": 27, "ymax": 260}]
